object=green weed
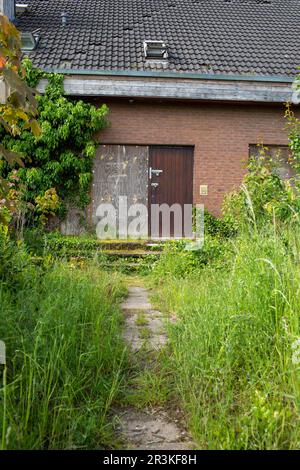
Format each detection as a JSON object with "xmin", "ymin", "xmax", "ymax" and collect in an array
[
  {"xmin": 0, "ymin": 262, "xmax": 127, "ymax": 449},
  {"xmin": 152, "ymin": 227, "xmax": 300, "ymax": 449}
]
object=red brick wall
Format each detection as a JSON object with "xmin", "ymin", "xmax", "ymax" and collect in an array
[{"xmin": 94, "ymin": 99, "xmax": 293, "ymax": 215}]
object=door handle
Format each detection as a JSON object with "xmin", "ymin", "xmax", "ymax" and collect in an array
[
  {"xmin": 152, "ymin": 169, "xmax": 163, "ymax": 176},
  {"xmin": 149, "ymin": 167, "xmax": 163, "ymax": 179}
]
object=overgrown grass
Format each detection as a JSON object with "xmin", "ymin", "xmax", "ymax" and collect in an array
[
  {"xmin": 151, "ymin": 225, "xmax": 300, "ymax": 449},
  {"xmin": 0, "ymin": 261, "xmax": 127, "ymax": 449}
]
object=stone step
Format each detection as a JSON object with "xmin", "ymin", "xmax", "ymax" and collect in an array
[
  {"xmin": 99, "ymin": 250, "xmax": 161, "ymax": 258},
  {"xmin": 98, "ymin": 260, "xmax": 156, "ymax": 273},
  {"xmin": 96, "ymin": 240, "xmax": 164, "ymax": 252}
]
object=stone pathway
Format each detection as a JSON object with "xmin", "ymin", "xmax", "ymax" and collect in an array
[
  {"xmin": 118, "ymin": 284, "xmax": 193, "ymax": 450},
  {"xmin": 121, "ymin": 287, "xmax": 167, "ymax": 352}
]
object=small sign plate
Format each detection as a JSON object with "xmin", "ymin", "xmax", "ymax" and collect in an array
[{"xmin": 200, "ymin": 185, "xmax": 208, "ymax": 196}]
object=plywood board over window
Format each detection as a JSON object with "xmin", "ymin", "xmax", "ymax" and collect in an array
[
  {"xmin": 249, "ymin": 144, "xmax": 295, "ymax": 180},
  {"xmin": 92, "ymin": 144, "xmax": 149, "ymax": 227}
]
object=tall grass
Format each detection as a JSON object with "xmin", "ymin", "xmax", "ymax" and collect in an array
[
  {"xmin": 0, "ymin": 262, "xmax": 126, "ymax": 449},
  {"xmin": 152, "ymin": 225, "xmax": 300, "ymax": 449}
]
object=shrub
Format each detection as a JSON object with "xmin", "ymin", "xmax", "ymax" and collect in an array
[
  {"xmin": 0, "ymin": 224, "xmax": 34, "ymax": 289},
  {"xmin": 203, "ymin": 209, "xmax": 237, "ymax": 238},
  {"xmin": 151, "ymin": 236, "xmax": 231, "ymax": 281},
  {"xmin": 42, "ymin": 233, "xmax": 100, "ymax": 258},
  {"xmin": 0, "ymin": 59, "xmax": 109, "ymax": 228},
  {"xmin": 223, "ymin": 146, "xmax": 300, "ymax": 230}
]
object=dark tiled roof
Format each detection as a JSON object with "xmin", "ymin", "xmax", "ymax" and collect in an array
[{"xmin": 15, "ymin": 0, "xmax": 300, "ymax": 78}]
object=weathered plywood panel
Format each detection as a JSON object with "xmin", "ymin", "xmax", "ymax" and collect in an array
[{"xmin": 92, "ymin": 144, "xmax": 149, "ymax": 229}]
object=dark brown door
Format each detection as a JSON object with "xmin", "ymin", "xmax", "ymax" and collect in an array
[{"xmin": 148, "ymin": 146, "xmax": 194, "ymax": 238}]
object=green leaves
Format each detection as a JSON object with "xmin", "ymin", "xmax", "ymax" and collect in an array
[
  {"xmin": 35, "ymin": 188, "xmax": 60, "ymax": 225},
  {"xmin": 222, "ymin": 145, "xmax": 300, "ymax": 230},
  {"xmin": 286, "ymin": 104, "xmax": 300, "ymax": 175},
  {"xmin": 1, "ymin": 16, "xmax": 42, "ymax": 227},
  {"xmin": 0, "ymin": 59, "xmax": 109, "ymax": 226},
  {"xmin": 0, "ymin": 17, "xmax": 41, "ymax": 141},
  {"xmin": 0, "ymin": 143, "xmax": 23, "ymax": 166}
]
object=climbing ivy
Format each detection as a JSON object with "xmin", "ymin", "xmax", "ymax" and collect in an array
[{"xmin": 0, "ymin": 58, "xmax": 109, "ymax": 226}]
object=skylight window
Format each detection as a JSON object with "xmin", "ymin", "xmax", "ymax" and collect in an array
[
  {"xmin": 21, "ymin": 32, "xmax": 39, "ymax": 51},
  {"xmin": 16, "ymin": 3, "xmax": 29, "ymax": 14},
  {"xmin": 143, "ymin": 41, "xmax": 168, "ymax": 60}
]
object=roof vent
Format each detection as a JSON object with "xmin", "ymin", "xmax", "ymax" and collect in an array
[
  {"xmin": 15, "ymin": 3, "xmax": 29, "ymax": 14},
  {"xmin": 61, "ymin": 11, "xmax": 68, "ymax": 26},
  {"xmin": 143, "ymin": 40, "xmax": 168, "ymax": 60}
]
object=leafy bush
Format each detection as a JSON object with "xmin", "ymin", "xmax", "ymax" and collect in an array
[
  {"xmin": 0, "ymin": 224, "xmax": 35, "ymax": 289},
  {"xmin": 151, "ymin": 236, "xmax": 231, "ymax": 281},
  {"xmin": 42, "ymin": 233, "xmax": 101, "ymax": 258},
  {"xmin": 223, "ymin": 146, "xmax": 300, "ymax": 230},
  {"xmin": 203, "ymin": 209, "xmax": 237, "ymax": 238},
  {"xmin": 0, "ymin": 59, "xmax": 108, "ymax": 228},
  {"xmin": 192, "ymin": 207, "xmax": 236, "ymax": 239}
]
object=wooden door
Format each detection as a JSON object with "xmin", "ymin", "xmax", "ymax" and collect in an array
[{"xmin": 148, "ymin": 146, "xmax": 194, "ymax": 238}]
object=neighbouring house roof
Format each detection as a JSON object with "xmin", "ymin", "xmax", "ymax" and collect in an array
[{"xmin": 14, "ymin": 0, "xmax": 300, "ymax": 80}]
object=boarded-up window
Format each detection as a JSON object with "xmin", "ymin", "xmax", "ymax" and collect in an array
[
  {"xmin": 249, "ymin": 145, "xmax": 295, "ymax": 180},
  {"xmin": 92, "ymin": 145, "xmax": 149, "ymax": 228}
]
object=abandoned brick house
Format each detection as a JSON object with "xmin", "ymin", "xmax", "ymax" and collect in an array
[{"xmin": 2, "ymin": 0, "xmax": 300, "ymax": 235}]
